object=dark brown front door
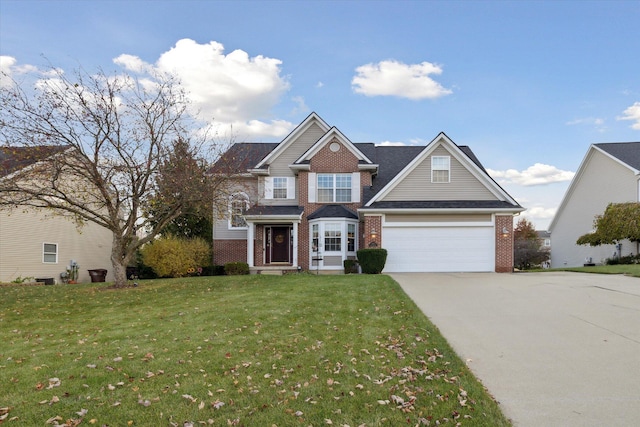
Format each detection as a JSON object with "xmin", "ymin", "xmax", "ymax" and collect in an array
[{"xmin": 270, "ymin": 226, "xmax": 290, "ymax": 263}]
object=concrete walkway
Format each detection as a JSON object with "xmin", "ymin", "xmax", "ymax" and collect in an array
[{"xmin": 390, "ymin": 272, "xmax": 640, "ymax": 427}]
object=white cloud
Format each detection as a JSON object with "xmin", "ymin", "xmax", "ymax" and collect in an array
[
  {"xmin": 488, "ymin": 163, "xmax": 575, "ymax": 186},
  {"xmin": 377, "ymin": 141, "xmax": 407, "ymax": 146},
  {"xmin": 114, "ymin": 39, "xmax": 294, "ymax": 139},
  {"xmin": 566, "ymin": 116, "xmax": 606, "ymax": 132},
  {"xmin": 352, "ymin": 60, "xmax": 452, "ymax": 100},
  {"xmin": 0, "ymin": 55, "xmax": 51, "ymax": 87},
  {"xmin": 290, "ymin": 96, "xmax": 309, "ymax": 115},
  {"xmin": 617, "ymin": 102, "xmax": 640, "ymax": 130}
]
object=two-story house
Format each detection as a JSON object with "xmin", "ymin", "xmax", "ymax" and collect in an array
[{"xmin": 210, "ymin": 113, "xmax": 523, "ymax": 273}]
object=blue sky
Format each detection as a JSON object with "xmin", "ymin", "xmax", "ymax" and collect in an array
[{"xmin": 1, "ymin": 0, "xmax": 639, "ymax": 229}]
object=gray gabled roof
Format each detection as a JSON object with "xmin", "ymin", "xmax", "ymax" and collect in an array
[
  {"xmin": 363, "ymin": 200, "xmax": 520, "ymax": 210},
  {"xmin": 0, "ymin": 145, "xmax": 70, "ymax": 178},
  {"xmin": 307, "ymin": 204, "xmax": 358, "ymax": 220},
  {"xmin": 594, "ymin": 142, "xmax": 640, "ymax": 171},
  {"xmin": 244, "ymin": 205, "xmax": 303, "ymax": 216}
]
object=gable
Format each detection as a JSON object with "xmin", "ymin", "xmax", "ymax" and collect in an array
[
  {"xmin": 379, "ymin": 145, "xmax": 498, "ymax": 202},
  {"xmin": 366, "ymin": 133, "xmax": 517, "ymax": 207},
  {"xmin": 267, "ymin": 122, "xmax": 327, "ymax": 175},
  {"xmin": 548, "ymin": 145, "xmax": 639, "ymax": 232},
  {"xmin": 255, "ymin": 112, "xmax": 330, "ymax": 174}
]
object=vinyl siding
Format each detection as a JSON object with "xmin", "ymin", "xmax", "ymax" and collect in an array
[
  {"xmin": 380, "ymin": 146, "xmax": 497, "ymax": 201},
  {"xmin": 268, "ymin": 122, "xmax": 326, "ymax": 175},
  {"xmin": 550, "ymin": 150, "xmax": 639, "ymax": 267},
  {"xmin": 0, "ymin": 208, "xmax": 112, "ymax": 283}
]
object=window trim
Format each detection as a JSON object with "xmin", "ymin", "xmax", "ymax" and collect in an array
[
  {"xmin": 317, "ymin": 173, "xmax": 352, "ymax": 203},
  {"xmin": 431, "ymin": 156, "xmax": 450, "ymax": 183},
  {"xmin": 272, "ymin": 177, "xmax": 288, "ymax": 199},
  {"xmin": 308, "ymin": 219, "xmax": 359, "ymax": 269},
  {"xmin": 43, "ymin": 242, "xmax": 58, "ymax": 264},
  {"xmin": 228, "ymin": 192, "xmax": 249, "ymax": 229}
]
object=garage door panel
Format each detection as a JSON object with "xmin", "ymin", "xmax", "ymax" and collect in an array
[{"xmin": 383, "ymin": 226, "xmax": 494, "ymax": 272}]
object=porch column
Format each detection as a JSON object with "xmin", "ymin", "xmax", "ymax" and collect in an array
[
  {"xmin": 292, "ymin": 221, "xmax": 299, "ymax": 267},
  {"xmin": 247, "ymin": 222, "xmax": 255, "ymax": 267}
]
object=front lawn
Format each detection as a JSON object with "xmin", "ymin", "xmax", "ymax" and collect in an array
[
  {"xmin": 1, "ymin": 274, "xmax": 509, "ymax": 426},
  {"xmin": 545, "ymin": 264, "xmax": 640, "ymax": 277}
]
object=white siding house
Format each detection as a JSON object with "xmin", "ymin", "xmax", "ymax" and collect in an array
[{"xmin": 549, "ymin": 142, "xmax": 640, "ymax": 267}]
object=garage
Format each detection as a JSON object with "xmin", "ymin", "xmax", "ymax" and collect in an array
[{"xmin": 382, "ymin": 225, "xmax": 495, "ymax": 272}]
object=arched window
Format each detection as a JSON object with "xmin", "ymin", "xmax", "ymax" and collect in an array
[{"xmin": 229, "ymin": 193, "xmax": 249, "ymax": 229}]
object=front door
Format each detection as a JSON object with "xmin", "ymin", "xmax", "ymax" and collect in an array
[{"xmin": 268, "ymin": 226, "xmax": 291, "ymax": 263}]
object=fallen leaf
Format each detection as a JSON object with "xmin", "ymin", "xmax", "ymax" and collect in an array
[{"xmin": 76, "ymin": 408, "xmax": 88, "ymax": 417}]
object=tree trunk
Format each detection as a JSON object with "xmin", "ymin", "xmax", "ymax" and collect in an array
[{"xmin": 111, "ymin": 235, "xmax": 129, "ymax": 288}]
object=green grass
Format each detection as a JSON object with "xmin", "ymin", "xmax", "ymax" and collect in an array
[
  {"xmin": 537, "ymin": 264, "xmax": 640, "ymax": 277},
  {"xmin": 1, "ymin": 274, "xmax": 510, "ymax": 426}
]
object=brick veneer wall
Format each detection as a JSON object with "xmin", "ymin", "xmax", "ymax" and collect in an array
[
  {"xmin": 495, "ymin": 215, "xmax": 514, "ymax": 272},
  {"xmin": 213, "ymin": 240, "xmax": 247, "ymax": 266},
  {"xmin": 363, "ymin": 215, "xmax": 382, "ymax": 248},
  {"xmin": 297, "ymin": 138, "xmax": 373, "ymax": 270}
]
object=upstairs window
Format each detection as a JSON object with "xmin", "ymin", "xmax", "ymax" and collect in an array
[
  {"xmin": 273, "ymin": 177, "xmax": 288, "ymax": 199},
  {"xmin": 431, "ymin": 156, "xmax": 450, "ymax": 183},
  {"xmin": 43, "ymin": 243, "xmax": 58, "ymax": 263},
  {"xmin": 318, "ymin": 173, "xmax": 352, "ymax": 203},
  {"xmin": 229, "ymin": 193, "xmax": 249, "ymax": 229}
]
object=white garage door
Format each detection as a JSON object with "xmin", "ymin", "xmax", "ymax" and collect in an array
[{"xmin": 383, "ymin": 226, "xmax": 494, "ymax": 272}]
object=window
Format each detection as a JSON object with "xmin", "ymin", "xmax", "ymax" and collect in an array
[
  {"xmin": 317, "ymin": 174, "xmax": 351, "ymax": 202},
  {"xmin": 43, "ymin": 243, "xmax": 58, "ymax": 263},
  {"xmin": 544, "ymin": 239, "xmax": 551, "ymax": 247},
  {"xmin": 431, "ymin": 156, "xmax": 450, "ymax": 183},
  {"xmin": 312, "ymin": 224, "xmax": 319, "ymax": 252},
  {"xmin": 229, "ymin": 193, "xmax": 249, "ymax": 229},
  {"xmin": 273, "ymin": 177, "xmax": 288, "ymax": 199},
  {"xmin": 347, "ymin": 223, "xmax": 356, "ymax": 252},
  {"xmin": 324, "ymin": 223, "xmax": 342, "ymax": 252}
]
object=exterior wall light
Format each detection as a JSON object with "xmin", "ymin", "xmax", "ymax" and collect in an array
[{"xmin": 502, "ymin": 227, "xmax": 509, "ymax": 237}]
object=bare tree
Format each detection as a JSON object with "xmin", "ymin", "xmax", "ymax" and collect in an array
[{"xmin": 0, "ymin": 66, "xmax": 228, "ymax": 287}]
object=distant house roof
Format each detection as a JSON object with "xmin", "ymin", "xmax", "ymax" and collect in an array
[
  {"xmin": 594, "ymin": 142, "xmax": 640, "ymax": 171},
  {"xmin": 0, "ymin": 146, "xmax": 70, "ymax": 178},
  {"xmin": 536, "ymin": 230, "xmax": 551, "ymax": 239}
]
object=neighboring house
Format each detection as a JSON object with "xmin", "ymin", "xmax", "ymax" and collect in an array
[
  {"xmin": 0, "ymin": 146, "xmax": 113, "ymax": 283},
  {"xmin": 536, "ymin": 230, "xmax": 551, "ymax": 268},
  {"xmin": 549, "ymin": 142, "xmax": 640, "ymax": 267},
  {"xmin": 210, "ymin": 112, "xmax": 524, "ymax": 273}
]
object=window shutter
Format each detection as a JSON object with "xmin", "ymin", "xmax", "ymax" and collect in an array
[
  {"xmin": 264, "ymin": 177, "xmax": 273, "ymax": 199},
  {"xmin": 308, "ymin": 173, "xmax": 316, "ymax": 203},
  {"xmin": 351, "ymin": 172, "xmax": 360, "ymax": 203},
  {"xmin": 287, "ymin": 177, "xmax": 296, "ymax": 199}
]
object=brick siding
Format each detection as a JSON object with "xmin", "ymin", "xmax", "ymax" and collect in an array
[
  {"xmin": 212, "ymin": 239, "xmax": 247, "ymax": 266},
  {"xmin": 495, "ymin": 215, "xmax": 514, "ymax": 272}
]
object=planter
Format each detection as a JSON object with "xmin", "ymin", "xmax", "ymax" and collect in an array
[{"xmin": 88, "ymin": 269, "xmax": 108, "ymax": 283}]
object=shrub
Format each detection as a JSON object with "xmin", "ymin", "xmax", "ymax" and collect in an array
[
  {"xmin": 343, "ymin": 259, "xmax": 359, "ymax": 274},
  {"xmin": 357, "ymin": 248, "xmax": 388, "ymax": 274},
  {"xmin": 202, "ymin": 265, "xmax": 225, "ymax": 276},
  {"xmin": 224, "ymin": 262, "xmax": 250, "ymax": 275},
  {"xmin": 140, "ymin": 236, "xmax": 211, "ymax": 278},
  {"xmin": 606, "ymin": 253, "xmax": 640, "ymax": 265}
]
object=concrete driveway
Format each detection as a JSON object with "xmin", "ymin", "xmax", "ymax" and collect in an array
[{"xmin": 389, "ymin": 272, "xmax": 640, "ymax": 427}]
